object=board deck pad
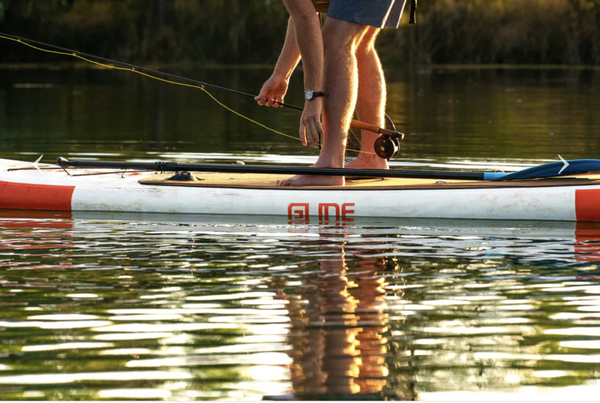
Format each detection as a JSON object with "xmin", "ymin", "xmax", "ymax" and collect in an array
[{"xmin": 139, "ymin": 172, "xmax": 600, "ymax": 190}]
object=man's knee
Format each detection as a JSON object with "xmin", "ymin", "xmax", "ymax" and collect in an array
[
  {"xmin": 356, "ymin": 27, "xmax": 380, "ymax": 55},
  {"xmin": 322, "ymin": 18, "xmax": 369, "ymax": 52}
]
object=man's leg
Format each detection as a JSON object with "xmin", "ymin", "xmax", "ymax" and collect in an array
[
  {"xmin": 345, "ymin": 26, "xmax": 389, "ymax": 170},
  {"xmin": 279, "ymin": 18, "xmax": 370, "ymax": 187}
]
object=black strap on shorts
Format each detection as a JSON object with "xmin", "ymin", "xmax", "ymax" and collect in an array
[{"xmin": 409, "ymin": 0, "xmax": 417, "ymax": 24}]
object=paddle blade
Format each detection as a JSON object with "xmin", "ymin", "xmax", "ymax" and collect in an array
[{"xmin": 486, "ymin": 159, "xmax": 600, "ymax": 181}]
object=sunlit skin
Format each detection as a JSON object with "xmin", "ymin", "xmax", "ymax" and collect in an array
[
  {"xmin": 353, "ymin": 268, "xmax": 390, "ymax": 393},
  {"xmin": 346, "ymin": 28, "xmax": 389, "ymax": 171},
  {"xmin": 278, "ymin": 240, "xmax": 395, "ymax": 397},
  {"xmin": 255, "ymin": 0, "xmax": 389, "ymax": 187}
]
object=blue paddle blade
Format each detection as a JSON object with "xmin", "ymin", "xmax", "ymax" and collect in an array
[{"xmin": 483, "ymin": 159, "xmax": 600, "ymax": 181}]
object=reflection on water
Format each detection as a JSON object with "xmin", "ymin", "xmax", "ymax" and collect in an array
[
  {"xmin": 1, "ymin": 66, "xmax": 600, "ymax": 162},
  {"xmin": 2, "ymin": 63, "xmax": 600, "ymax": 400},
  {"xmin": 1, "ymin": 210, "xmax": 600, "ymax": 400},
  {"xmin": 284, "ymin": 246, "xmax": 405, "ymax": 399}
]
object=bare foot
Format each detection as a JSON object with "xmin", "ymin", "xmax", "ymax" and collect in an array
[
  {"xmin": 277, "ymin": 174, "xmax": 344, "ymax": 187},
  {"xmin": 345, "ymin": 154, "xmax": 389, "ymax": 170}
]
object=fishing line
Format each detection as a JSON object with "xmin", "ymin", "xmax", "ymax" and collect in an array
[
  {"xmin": 0, "ymin": 33, "xmax": 374, "ymax": 154},
  {"xmin": 0, "ymin": 33, "xmax": 300, "ymax": 142}
]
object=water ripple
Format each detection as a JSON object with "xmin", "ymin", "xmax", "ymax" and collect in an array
[{"xmin": 1, "ymin": 212, "xmax": 600, "ymax": 399}]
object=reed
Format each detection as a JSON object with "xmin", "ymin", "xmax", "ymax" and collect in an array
[
  {"xmin": 380, "ymin": 0, "xmax": 600, "ymax": 65},
  {"xmin": 1, "ymin": 0, "xmax": 598, "ymax": 65},
  {"xmin": 0, "ymin": 0, "xmax": 289, "ymax": 64}
]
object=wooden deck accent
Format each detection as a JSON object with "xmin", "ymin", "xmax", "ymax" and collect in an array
[{"xmin": 139, "ymin": 172, "xmax": 600, "ymax": 190}]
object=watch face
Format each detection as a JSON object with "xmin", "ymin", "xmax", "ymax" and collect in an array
[{"xmin": 305, "ymin": 89, "xmax": 314, "ymax": 100}]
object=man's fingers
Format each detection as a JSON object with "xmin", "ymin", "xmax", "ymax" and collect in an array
[
  {"xmin": 299, "ymin": 125, "xmax": 308, "ymax": 146},
  {"xmin": 269, "ymin": 98, "xmax": 278, "ymax": 107},
  {"xmin": 307, "ymin": 120, "xmax": 317, "ymax": 148},
  {"xmin": 255, "ymin": 95, "xmax": 267, "ymax": 106},
  {"xmin": 299, "ymin": 117, "xmax": 323, "ymax": 148},
  {"xmin": 308, "ymin": 119, "xmax": 322, "ymax": 148},
  {"xmin": 300, "ymin": 121, "xmax": 314, "ymax": 147},
  {"xmin": 315, "ymin": 120, "xmax": 324, "ymax": 145},
  {"xmin": 256, "ymin": 95, "xmax": 284, "ymax": 108}
]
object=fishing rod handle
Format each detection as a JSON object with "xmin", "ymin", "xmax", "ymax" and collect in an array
[
  {"xmin": 279, "ymin": 102, "xmax": 403, "ymax": 138},
  {"xmin": 349, "ymin": 119, "xmax": 404, "ymax": 140}
]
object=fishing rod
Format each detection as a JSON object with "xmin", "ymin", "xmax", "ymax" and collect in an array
[
  {"xmin": 56, "ymin": 157, "xmax": 600, "ymax": 181},
  {"xmin": 57, "ymin": 157, "xmax": 487, "ymax": 180},
  {"xmin": 0, "ymin": 32, "xmax": 404, "ymax": 147},
  {"xmin": 0, "ymin": 33, "xmax": 282, "ymax": 107}
]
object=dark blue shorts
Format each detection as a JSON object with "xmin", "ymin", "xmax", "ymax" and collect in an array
[{"xmin": 328, "ymin": 0, "xmax": 407, "ymax": 29}]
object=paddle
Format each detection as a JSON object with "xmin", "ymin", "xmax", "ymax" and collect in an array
[
  {"xmin": 56, "ymin": 157, "xmax": 600, "ymax": 182},
  {"xmin": 484, "ymin": 157, "xmax": 600, "ymax": 181}
]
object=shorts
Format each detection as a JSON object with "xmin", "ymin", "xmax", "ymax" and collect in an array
[{"xmin": 327, "ymin": 0, "xmax": 407, "ymax": 29}]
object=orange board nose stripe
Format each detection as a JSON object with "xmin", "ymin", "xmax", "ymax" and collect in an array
[
  {"xmin": 0, "ymin": 181, "xmax": 74, "ymax": 211},
  {"xmin": 576, "ymin": 189, "xmax": 600, "ymax": 222}
]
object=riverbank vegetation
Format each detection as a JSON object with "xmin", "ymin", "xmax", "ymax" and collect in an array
[{"xmin": 1, "ymin": 0, "xmax": 599, "ymax": 65}]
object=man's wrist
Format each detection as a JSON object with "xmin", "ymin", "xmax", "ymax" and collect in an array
[
  {"xmin": 270, "ymin": 72, "xmax": 290, "ymax": 84},
  {"xmin": 304, "ymin": 89, "xmax": 328, "ymax": 100}
]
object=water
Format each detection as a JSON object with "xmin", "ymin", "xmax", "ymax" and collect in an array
[
  {"xmin": 1, "ymin": 65, "xmax": 600, "ymax": 400},
  {"xmin": 1, "ymin": 66, "xmax": 600, "ymax": 162},
  {"xmin": 1, "ymin": 212, "xmax": 600, "ymax": 400}
]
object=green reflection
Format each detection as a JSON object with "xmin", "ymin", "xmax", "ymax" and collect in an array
[
  {"xmin": 1, "ymin": 212, "xmax": 600, "ymax": 399},
  {"xmin": 1, "ymin": 67, "xmax": 599, "ymax": 163}
]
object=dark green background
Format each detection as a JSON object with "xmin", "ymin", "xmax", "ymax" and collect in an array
[{"xmin": 1, "ymin": 0, "xmax": 600, "ymax": 65}]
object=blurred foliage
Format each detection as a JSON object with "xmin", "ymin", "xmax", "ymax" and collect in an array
[
  {"xmin": 0, "ymin": 0, "xmax": 289, "ymax": 64},
  {"xmin": 0, "ymin": 0, "xmax": 599, "ymax": 65},
  {"xmin": 379, "ymin": 0, "xmax": 600, "ymax": 64}
]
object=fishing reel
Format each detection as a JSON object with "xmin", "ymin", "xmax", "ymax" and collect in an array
[
  {"xmin": 374, "ymin": 136, "xmax": 401, "ymax": 160},
  {"xmin": 373, "ymin": 114, "xmax": 403, "ymax": 160}
]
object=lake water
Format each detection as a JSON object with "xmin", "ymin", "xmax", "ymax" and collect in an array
[{"xmin": 1, "ymin": 65, "xmax": 600, "ymax": 400}]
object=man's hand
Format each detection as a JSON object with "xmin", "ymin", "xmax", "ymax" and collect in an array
[
  {"xmin": 300, "ymin": 97, "xmax": 323, "ymax": 147},
  {"xmin": 255, "ymin": 75, "xmax": 289, "ymax": 108}
]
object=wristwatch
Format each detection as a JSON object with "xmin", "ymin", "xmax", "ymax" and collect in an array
[{"xmin": 305, "ymin": 89, "xmax": 328, "ymax": 100}]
